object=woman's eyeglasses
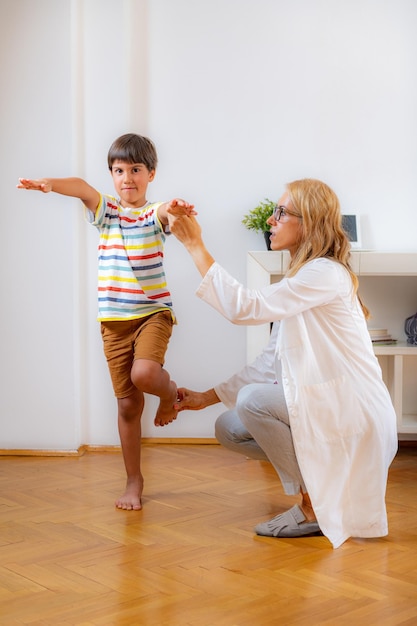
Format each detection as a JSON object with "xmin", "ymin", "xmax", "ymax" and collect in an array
[{"xmin": 273, "ymin": 205, "xmax": 302, "ymax": 222}]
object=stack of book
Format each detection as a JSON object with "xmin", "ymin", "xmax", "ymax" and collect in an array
[{"xmin": 368, "ymin": 328, "xmax": 397, "ymax": 346}]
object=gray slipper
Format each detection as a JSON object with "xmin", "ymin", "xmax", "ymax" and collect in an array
[{"xmin": 255, "ymin": 504, "xmax": 321, "ymax": 538}]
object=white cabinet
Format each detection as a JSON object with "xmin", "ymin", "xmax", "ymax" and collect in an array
[{"xmin": 247, "ymin": 251, "xmax": 417, "ymax": 439}]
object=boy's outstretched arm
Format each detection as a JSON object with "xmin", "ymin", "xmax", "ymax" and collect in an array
[
  {"xmin": 158, "ymin": 198, "xmax": 196, "ymax": 228},
  {"xmin": 17, "ymin": 177, "xmax": 100, "ymax": 212}
]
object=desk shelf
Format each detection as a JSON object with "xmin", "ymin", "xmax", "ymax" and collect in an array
[{"xmin": 247, "ymin": 251, "xmax": 417, "ymax": 438}]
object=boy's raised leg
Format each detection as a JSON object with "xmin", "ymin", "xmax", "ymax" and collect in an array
[{"xmin": 131, "ymin": 359, "xmax": 179, "ymax": 427}]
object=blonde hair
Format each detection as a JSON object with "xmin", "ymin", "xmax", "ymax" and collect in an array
[{"xmin": 286, "ymin": 178, "xmax": 369, "ymax": 319}]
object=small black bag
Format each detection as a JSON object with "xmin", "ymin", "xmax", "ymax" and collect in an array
[{"xmin": 405, "ymin": 312, "xmax": 417, "ymax": 345}]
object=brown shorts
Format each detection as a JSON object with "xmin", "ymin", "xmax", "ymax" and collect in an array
[{"xmin": 100, "ymin": 310, "xmax": 174, "ymax": 398}]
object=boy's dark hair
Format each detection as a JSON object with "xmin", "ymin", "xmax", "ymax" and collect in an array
[{"xmin": 107, "ymin": 133, "xmax": 158, "ymax": 171}]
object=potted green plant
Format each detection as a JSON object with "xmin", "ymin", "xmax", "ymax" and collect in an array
[{"xmin": 242, "ymin": 198, "xmax": 275, "ymax": 250}]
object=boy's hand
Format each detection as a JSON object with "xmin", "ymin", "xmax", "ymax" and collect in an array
[
  {"xmin": 17, "ymin": 178, "xmax": 52, "ymax": 193},
  {"xmin": 166, "ymin": 198, "xmax": 196, "ymax": 217},
  {"xmin": 163, "ymin": 198, "xmax": 196, "ymax": 230}
]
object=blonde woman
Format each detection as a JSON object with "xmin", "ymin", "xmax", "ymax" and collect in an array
[{"xmin": 170, "ymin": 179, "xmax": 397, "ymax": 549}]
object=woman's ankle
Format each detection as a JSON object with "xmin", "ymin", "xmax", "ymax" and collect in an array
[{"xmin": 300, "ymin": 492, "xmax": 316, "ymax": 522}]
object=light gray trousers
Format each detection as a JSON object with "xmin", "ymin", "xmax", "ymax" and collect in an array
[{"xmin": 215, "ymin": 383, "xmax": 307, "ymax": 495}]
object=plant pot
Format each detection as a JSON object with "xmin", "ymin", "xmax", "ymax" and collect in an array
[{"xmin": 263, "ymin": 231, "xmax": 271, "ymax": 250}]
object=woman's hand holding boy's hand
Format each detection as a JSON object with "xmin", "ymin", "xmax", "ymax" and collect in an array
[
  {"xmin": 17, "ymin": 178, "xmax": 52, "ymax": 193},
  {"xmin": 168, "ymin": 207, "xmax": 215, "ymax": 277},
  {"xmin": 160, "ymin": 198, "xmax": 196, "ymax": 230},
  {"xmin": 168, "ymin": 211, "xmax": 203, "ymax": 246}
]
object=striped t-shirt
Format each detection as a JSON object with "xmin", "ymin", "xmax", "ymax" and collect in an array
[{"xmin": 86, "ymin": 194, "xmax": 175, "ymax": 322}]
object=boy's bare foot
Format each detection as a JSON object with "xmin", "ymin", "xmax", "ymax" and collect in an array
[
  {"xmin": 154, "ymin": 381, "xmax": 178, "ymax": 426},
  {"xmin": 115, "ymin": 476, "xmax": 143, "ymax": 511}
]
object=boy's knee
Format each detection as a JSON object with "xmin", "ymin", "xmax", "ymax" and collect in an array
[
  {"xmin": 117, "ymin": 392, "xmax": 144, "ymax": 421},
  {"xmin": 131, "ymin": 359, "xmax": 160, "ymax": 390}
]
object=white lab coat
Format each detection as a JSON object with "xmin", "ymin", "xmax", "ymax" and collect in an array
[{"xmin": 197, "ymin": 259, "xmax": 398, "ymax": 548}]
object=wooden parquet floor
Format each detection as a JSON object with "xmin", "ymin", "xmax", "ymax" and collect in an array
[{"xmin": 0, "ymin": 443, "xmax": 416, "ymax": 626}]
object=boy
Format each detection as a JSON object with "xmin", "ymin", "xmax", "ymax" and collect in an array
[{"xmin": 18, "ymin": 133, "xmax": 195, "ymax": 511}]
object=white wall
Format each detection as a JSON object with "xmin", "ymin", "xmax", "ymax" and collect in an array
[{"xmin": 1, "ymin": 0, "xmax": 416, "ymax": 450}]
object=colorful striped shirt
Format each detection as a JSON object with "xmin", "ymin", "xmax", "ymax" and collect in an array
[{"xmin": 86, "ymin": 194, "xmax": 175, "ymax": 322}]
